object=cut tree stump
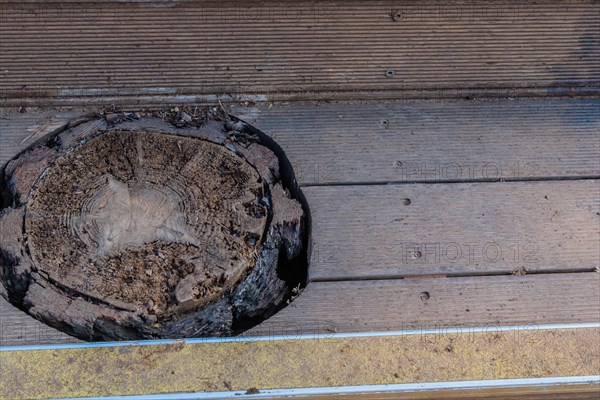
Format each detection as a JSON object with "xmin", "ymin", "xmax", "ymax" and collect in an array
[{"xmin": 0, "ymin": 109, "xmax": 308, "ymax": 341}]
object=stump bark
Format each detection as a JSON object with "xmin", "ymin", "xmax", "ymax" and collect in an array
[{"xmin": 0, "ymin": 110, "xmax": 308, "ymax": 341}]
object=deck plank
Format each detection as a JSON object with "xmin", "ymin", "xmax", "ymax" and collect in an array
[
  {"xmin": 232, "ymin": 99, "xmax": 600, "ymax": 185},
  {"xmin": 305, "ymin": 180, "xmax": 599, "ymax": 280},
  {"xmin": 0, "ymin": 299, "xmax": 79, "ymax": 346},
  {"xmin": 1, "ymin": 272, "xmax": 598, "ymax": 345},
  {"xmin": 0, "ymin": 110, "xmax": 83, "ymax": 166},
  {"xmin": 249, "ymin": 272, "xmax": 600, "ymax": 336},
  {"xmin": 0, "ymin": 0, "xmax": 598, "ymax": 106},
  {"xmin": 2, "ymin": 99, "xmax": 599, "ymax": 185}
]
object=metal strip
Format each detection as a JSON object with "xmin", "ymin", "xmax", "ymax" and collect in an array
[
  {"xmin": 2, "ymin": 322, "xmax": 598, "ymax": 352},
  {"xmin": 55, "ymin": 376, "xmax": 600, "ymax": 400},
  {"xmin": 2, "ymin": 326, "xmax": 598, "ymax": 399}
]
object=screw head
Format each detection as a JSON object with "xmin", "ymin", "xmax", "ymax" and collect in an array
[{"xmin": 390, "ymin": 9, "xmax": 402, "ymax": 22}]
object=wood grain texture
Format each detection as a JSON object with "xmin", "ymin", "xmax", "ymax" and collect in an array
[
  {"xmin": 305, "ymin": 179, "xmax": 599, "ymax": 280},
  {"xmin": 0, "ymin": 298, "xmax": 79, "ymax": 345},
  {"xmin": 0, "ymin": 0, "xmax": 598, "ymax": 106},
  {"xmin": 2, "ymin": 272, "xmax": 598, "ymax": 345},
  {"xmin": 232, "ymin": 98, "xmax": 600, "ymax": 185},
  {"xmin": 249, "ymin": 273, "xmax": 600, "ymax": 336},
  {"xmin": 0, "ymin": 110, "xmax": 83, "ymax": 166},
  {"xmin": 2, "ymin": 99, "xmax": 599, "ymax": 185}
]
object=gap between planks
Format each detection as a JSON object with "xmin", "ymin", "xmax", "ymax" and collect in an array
[
  {"xmin": 299, "ymin": 175, "xmax": 600, "ymax": 188},
  {"xmin": 312, "ymin": 268, "xmax": 598, "ymax": 283}
]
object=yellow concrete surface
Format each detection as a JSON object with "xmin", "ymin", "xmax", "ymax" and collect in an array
[{"xmin": 1, "ymin": 328, "xmax": 599, "ymax": 399}]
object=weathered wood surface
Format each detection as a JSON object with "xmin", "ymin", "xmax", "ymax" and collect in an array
[
  {"xmin": 0, "ymin": 0, "xmax": 598, "ymax": 106},
  {"xmin": 0, "ymin": 110, "xmax": 83, "ymax": 166},
  {"xmin": 232, "ymin": 99, "xmax": 600, "ymax": 185},
  {"xmin": 2, "ymin": 272, "xmax": 598, "ymax": 345},
  {"xmin": 248, "ymin": 273, "xmax": 600, "ymax": 336},
  {"xmin": 305, "ymin": 179, "xmax": 599, "ymax": 280},
  {"xmin": 0, "ymin": 101, "xmax": 599, "ymax": 344},
  {"xmin": 2, "ymin": 99, "xmax": 600, "ymax": 186},
  {"xmin": 3, "ymin": 109, "xmax": 598, "ymax": 281},
  {"xmin": 0, "ymin": 298, "xmax": 79, "ymax": 345}
]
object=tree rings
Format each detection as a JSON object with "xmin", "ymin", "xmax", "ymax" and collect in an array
[{"xmin": 0, "ymin": 110, "xmax": 308, "ymax": 341}]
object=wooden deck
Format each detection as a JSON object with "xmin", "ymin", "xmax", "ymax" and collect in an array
[
  {"xmin": 0, "ymin": 0, "xmax": 598, "ymax": 397},
  {"xmin": 1, "ymin": 98, "xmax": 598, "ymax": 346}
]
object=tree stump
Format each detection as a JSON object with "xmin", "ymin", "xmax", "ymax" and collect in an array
[{"xmin": 0, "ymin": 110, "xmax": 308, "ymax": 341}]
